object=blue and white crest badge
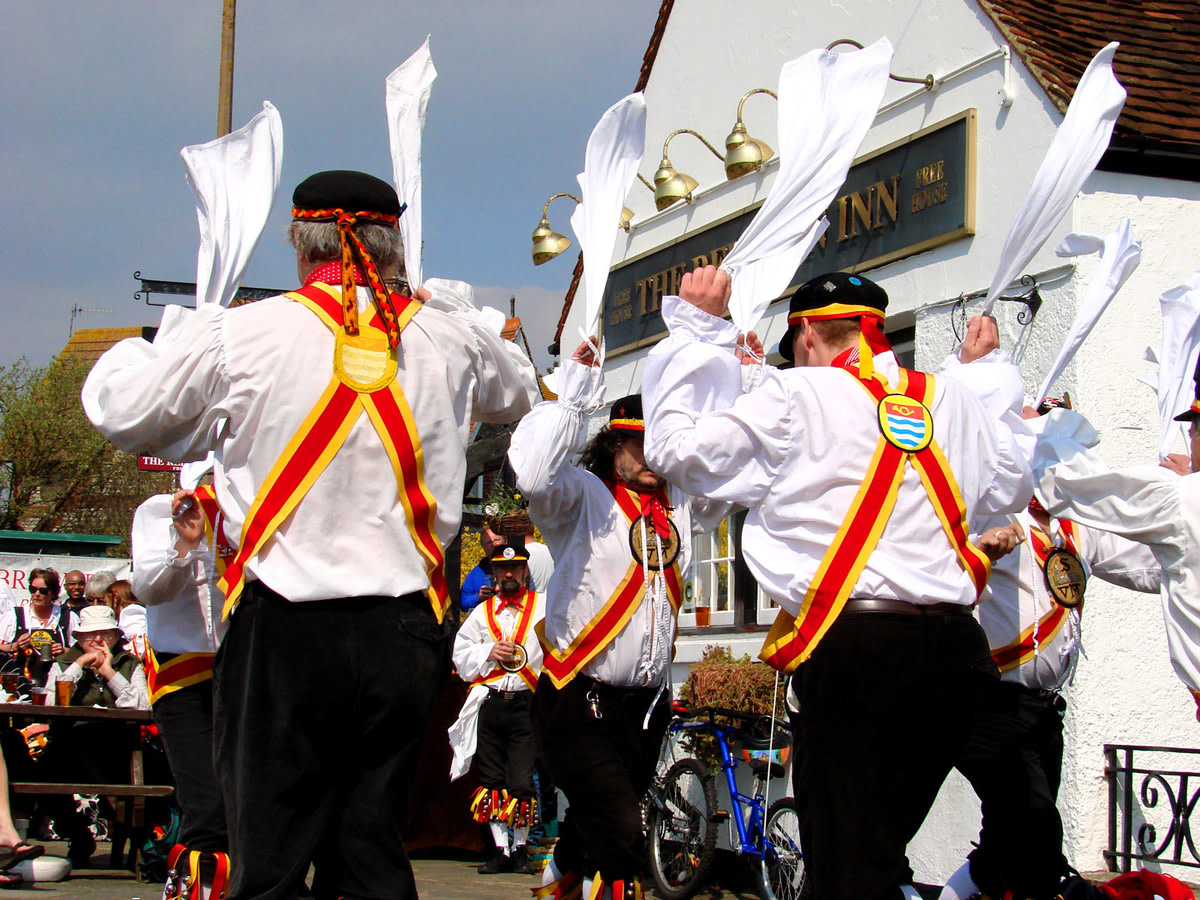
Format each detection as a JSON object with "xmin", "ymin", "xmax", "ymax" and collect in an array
[{"xmin": 877, "ymin": 394, "xmax": 934, "ymax": 452}]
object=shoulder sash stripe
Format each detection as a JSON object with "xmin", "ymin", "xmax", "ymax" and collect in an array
[
  {"xmin": 538, "ymin": 483, "xmax": 682, "ymax": 688},
  {"xmin": 217, "ymin": 283, "xmax": 448, "ymax": 622},
  {"xmin": 476, "ymin": 591, "xmax": 539, "ymax": 691},
  {"xmin": 760, "ymin": 367, "xmax": 990, "ymax": 673},
  {"xmin": 145, "ymin": 647, "xmax": 215, "ymax": 706}
]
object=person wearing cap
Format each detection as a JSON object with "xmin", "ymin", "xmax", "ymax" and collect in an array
[
  {"xmin": 1029, "ymin": 359, "xmax": 1200, "ymax": 722},
  {"xmin": 509, "ymin": 341, "xmax": 730, "ymax": 900},
  {"xmin": 643, "ymin": 266, "xmax": 1033, "ymax": 900},
  {"xmin": 131, "ymin": 487, "xmax": 231, "ymax": 899},
  {"xmin": 939, "ymin": 397, "xmax": 1161, "ymax": 900},
  {"xmin": 448, "ymin": 537, "xmax": 545, "ymax": 876},
  {"xmin": 83, "ymin": 170, "xmax": 538, "ymax": 899},
  {"xmin": 38, "ymin": 604, "xmax": 148, "ymax": 865}
]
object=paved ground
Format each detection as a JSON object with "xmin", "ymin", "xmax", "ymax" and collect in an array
[{"xmin": 0, "ymin": 842, "xmax": 1146, "ymax": 900}]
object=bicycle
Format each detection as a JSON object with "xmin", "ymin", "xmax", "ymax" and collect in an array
[{"xmin": 644, "ymin": 704, "xmax": 803, "ymax": 900}]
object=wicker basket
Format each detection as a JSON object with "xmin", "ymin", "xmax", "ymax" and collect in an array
[{"xmin": 488, "ymin": 510, "xmax": 533, "ymax": 536}]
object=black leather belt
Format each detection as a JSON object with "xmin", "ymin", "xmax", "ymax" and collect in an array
[
  {"xmin": 842, "ymin": 598, "xmax": 972, "ymax": 616},
  {"xmin": 489, "ymin": 690, "xmax": 532, "ymax": 703}
]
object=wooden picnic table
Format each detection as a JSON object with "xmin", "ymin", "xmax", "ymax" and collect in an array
[{"xmin": 0, "ymin": 701, "xmax": 173, "ymax": 873}]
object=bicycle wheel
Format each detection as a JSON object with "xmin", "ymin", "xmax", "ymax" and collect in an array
[
  {"xmin": 647, "ymin": 757, "xmax": 717, "ymax": 900},
  {"xmin": 755, "ymin": 797, "xmax": 805, "ymax": 900}
]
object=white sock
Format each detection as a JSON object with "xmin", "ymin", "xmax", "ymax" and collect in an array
[
  {"xmin": 489, "ymin": 821, "xmax": 510, "ymax": 855},
  {"xmin": 900, "ymin": 885, "xmax": 922, "ymax": 900},
  {"xmin": 582, "ymin": 873, "xmax": 594, "ymax": 898},
  {"xmin": 513, "ymin": 824, "xmax": 530, "ymax": 849},
  {"xmin": 541, "ymin": 857, "xmax": 563, "ymax": 887},
  {"xmin": 938, "ymin": 863, "xmax": 980, "ymax": 900}
]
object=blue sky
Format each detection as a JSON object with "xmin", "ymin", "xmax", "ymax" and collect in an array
[{"xmin": 0, "ymin": 1, "xmax": 664, "ymax": 372}]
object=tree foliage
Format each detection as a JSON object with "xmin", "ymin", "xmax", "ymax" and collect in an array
[{"xmin": 0, "ymin": 356, "xmax": 173, "ymax": 551}]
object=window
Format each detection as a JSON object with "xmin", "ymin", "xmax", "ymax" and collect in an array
[{"xmin": 680, "ymin": 517, "xmax": 737, "ymax": 627}]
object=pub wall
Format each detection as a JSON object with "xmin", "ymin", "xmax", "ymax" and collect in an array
[{"xmin": 553, "ymin": 0, "xmax": 1200, "ymax": 884}]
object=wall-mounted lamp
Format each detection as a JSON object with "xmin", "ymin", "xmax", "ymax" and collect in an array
[
  {"xmin": 826, "ymin": 39, "xmax": 935, "ymax": 91},
  {"xmin": 724, "ymin": 88, "xmax": 778, "ymax": 179},
  {"xmin": 653, "ymin": 128, "xmax": 725, "ymax": 210},
  {"xmin": 531, "ymin": 192, "xmax": 637, "ymax": 264}
]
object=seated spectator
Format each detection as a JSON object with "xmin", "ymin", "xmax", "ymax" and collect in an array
[
  {"xmin": 62, "ymin": 571, "xmax": 88, "ymax": 616},
  {"xmin": 44, "ymin": 606, "xmax": 148, "ymax": 709},
  {"xmin": 82, "ymin": 571, "xmax": 117, "ymax": 608},
  {"xmin": 109, "ymin": 581, "xmax": 146, "ymax": 659},
  {"xmin": 0, "ymin": 749, "xmax": 44, "ymax": 887},
  {"xmin": 0, "ymin": 570, "xmax": 76, "ymax": 688},
  {"xmin": 38, "ymin": 606, "xmax": 149, "ymax": 866}
]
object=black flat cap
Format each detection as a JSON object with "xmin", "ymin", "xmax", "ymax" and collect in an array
[
  {"xmin": 292, "ymin": 170, "xmax": 402, "ymax": 218},
  {"xmin": 778, "ymin": 272, "xmax": 888, "ymax": 362}
]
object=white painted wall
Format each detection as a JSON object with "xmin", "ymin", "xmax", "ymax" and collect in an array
[{"xmin": 549, "ymin": 0, "xmax": 1200, "ymax": 885}]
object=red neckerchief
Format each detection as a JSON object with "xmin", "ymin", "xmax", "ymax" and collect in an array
[
  {"xmin": 830, "ymin": 345, "xmax": 861, "ymax": 371},
  {"xmin": 1028, "ymin": 495, "xmax": 1048, "ymax": 517},
  {"xmin": 495, "ymin": 588, "xmax": 528, "ymax": 613},
  {"xmin": 637, "ymin": 489, "xmax": 672, "ymax": 540},
  {"xmin": 305, "ymin": 260, "xmax": 368, "ymax": 287}
]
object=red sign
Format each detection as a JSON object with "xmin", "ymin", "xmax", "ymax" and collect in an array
[{"xmin": 137, "ymin": 456, "xmax": 183, "ymax": 473}]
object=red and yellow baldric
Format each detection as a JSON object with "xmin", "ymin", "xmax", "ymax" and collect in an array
[
  {"xmin": 145, "ymin": 484, "xmax": 231, "ymax": 706},
  {"xmin": 759, "ymin": 364, "xmax": 991, "ymax": 673},
  {"xmin": 537, "ymin": 483, "xmax": 683, "ymax": 688},
  {"xmin": 475, "ymin": 590, "xmax": 540, "ymax": 691},
  {"xmin": 990, "ymin": 520, "xmax": 1081, "ymax": 672},
  {"xmin": 216, "ymin": 282, "xmax": 449, "ymax": 623}
]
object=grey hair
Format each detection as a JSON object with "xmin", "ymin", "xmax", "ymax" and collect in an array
[
  {"xmin": 288, "ymin": 220, "xmax": 404, "ymax": 271},
  {"xmin": 84, "ymin": 570, "xmax": 118, "ymax": 601}
]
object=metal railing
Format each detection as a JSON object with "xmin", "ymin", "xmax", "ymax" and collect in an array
[{"xmin": 1105, "ymin": 744, "xmax": 1200, "ymax": 873}]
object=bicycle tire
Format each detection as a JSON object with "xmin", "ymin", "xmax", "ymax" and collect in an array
[
  {"xmin": 755, "ymin": 797, "xmax": 805, "ymax": 900},
  {"xmin": 647, "ymin": 757, "xmax": 718, "ymax": 900}
]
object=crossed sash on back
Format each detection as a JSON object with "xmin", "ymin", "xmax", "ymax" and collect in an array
[
  {"xmin": 215, "ymin": 282, "xmax": 449, "ymax": 623},
  {"xmin": 759, "ymin": 364, "xmax": 991, "ymax": 673},
  {"xmin": 537, "ymin": 482, "xmax": 683, "ymax": 689},
  {"xmin": 990, "ymin": 519, "xmax": 1082, "ymax": 673}
]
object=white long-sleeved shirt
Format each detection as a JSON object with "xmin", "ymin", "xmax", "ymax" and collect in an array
[
  {"xmin": 643, "ymin": 295, "xmax": 1034, "ymax": 614},
  {"xmin": 508, "ymin": 358, "xmax": 730, "ymax": 689},
  {"xmin": 452, "ymin": 592, "xmax": 546, "ymax": 692},
  {"xmin": 84, "ymin": 281, "xmax": 538, "ymax": 603},
  {"xmin": 45, "ymin": 655, "xmax": 149, "ymax": 709},
  {"xmin": 131, "ymin": 494, "xmax": 225, "ymax": 656},
  {"xmin": 1033, "ymin": 424, "xmax": 1200, "ymax": 691},
  {"xmin": 976, "ymin": 507, "xmax": 1160, "ymax": 691}
]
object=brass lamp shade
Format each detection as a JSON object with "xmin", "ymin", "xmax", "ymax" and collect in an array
[
  {"xmin": 531, "ymin": 218, "xmax": 572, "ymax": 265},
  {"xmin": 724, "ymin": 122, "xmax": 774, "ymax": 179},
  {"xmin": 653, "ymin": 158, "xmax": 699, "ymax": 211}
]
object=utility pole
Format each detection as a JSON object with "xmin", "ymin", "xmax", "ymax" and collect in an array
[{"xmin": 216, "ymin": 0, "xmax": 236, "ymax": 137}]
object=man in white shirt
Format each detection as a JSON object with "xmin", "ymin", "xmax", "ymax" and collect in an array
[
  {"xmin": 644, "ymin": 266, "xmax": 1033, "ymax": 900},
  {"xmin": 510, "ymin": 352, "xmax": 729, "ymax": 900},
  {"xmin": 132, "ymin": 487, "xmax": 230, "ymax": 899},
  {"xmin": 83, "ymin": 170, "xmax": 538, "ymax": 900},
  {"xmin": 1033, "ymin": 361, "xmax": 1200, "ymax": 722},
  {"xmin": 449, "ymin": 538, "xmax": 544, "ymax": 877}
]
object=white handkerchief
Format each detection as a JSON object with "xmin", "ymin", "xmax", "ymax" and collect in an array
[
  {"xmin": 386, "ymin": 37, "xmax": 437, "ymax": 291},
  {"xmin": 569, "ymin": 93, "xmax": 647, "ymax": 338},
  {"xmin": 980, "ymin": 43, "xmax": 1126, "ymax": 315},
  {"xmin": 1151, "ymin": 269, "xmax": 1200, "ymax": 458},
  {"xmin": 180, "ymin": 101, "xmax": 284, "ymax": 307},
  {"xmin": 722, "ymin": 38, "xmax": 893, "ymax": 333}
]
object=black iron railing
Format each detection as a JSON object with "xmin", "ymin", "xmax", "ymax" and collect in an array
[{"xmin": 1105, "ymin": 744, "xmax": 1200, "ymax": 873}]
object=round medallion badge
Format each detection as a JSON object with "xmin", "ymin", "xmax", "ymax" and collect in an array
[
  {"xmin": 501, "ymin": 643, "xmax": 529, "ymax": 673},
  {"xmin": 628, "ymin": 517, "xmax": 682, "ymax": 571},
  {"xmin": 1043, "ymin": 548, "xmax": 1087, "ymax": 608},
  {"xmin": 877, "ymin": 394, "xmax": 934, "ymax": 452}
]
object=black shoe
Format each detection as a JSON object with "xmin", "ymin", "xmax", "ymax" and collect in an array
[
  {"xmin": 67, "ymin": 835, "xmax": 95, "ymax": 869},
  {"xmin": 510, "ymin": 845, "xmax": 534, "ymax": 875},
  {"xmin": 477, "ymin": 852, "xmax": 513, "ymax": 875}
]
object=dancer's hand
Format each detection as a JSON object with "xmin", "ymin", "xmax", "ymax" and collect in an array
[
  {"xmin": 976, "ymin": 522, "xmax": 1025, "ymax": 560},
  {"xmin": 959, "ymin": 315, "xmax": 999, "ymax": 363},
  {"xmin": 679, "ymin": 266, "xmax": 731, "ymax": 318}
]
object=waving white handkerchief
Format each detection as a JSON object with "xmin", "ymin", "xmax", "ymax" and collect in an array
[
  {"xmin": 569, "ymin": 93, "xmax": 647, "ymax": 338},
  {"xmin": 386, "ymin": 36, "xmax": 437, "ymax": 291},
  {"xmin": 980, "ymin": 42, "xmax": 1125, "ymax": 316},
  {"xmin": 1150, "ymin": 269, "xmax": 1200, "ymax": 458},
  {"xmin": 1033, "ymin": 219, "xmax": 1141, "ymax": 406},
  {"xmin": 721, "ymin": 38, "xmax": 893, "ymax": 334},
  {"xmin": 180, "ymin": 101, "xmax": 283, "ymax": 308}
]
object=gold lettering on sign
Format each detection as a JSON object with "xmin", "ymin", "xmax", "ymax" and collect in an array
[
  {"xmin": 911, "ymin": 159, "xmax": 948, "ymax": 214},
  {"xmin": 609, "ymin": 287, "xmax": 632, "ymax": 327},
  {"xmin": 837, "ymin": 176, "xmax": 903, "ymax": 242},
  {"xmin": 626, "ymin": 241, "xmax": 737, "ymax": 322}
]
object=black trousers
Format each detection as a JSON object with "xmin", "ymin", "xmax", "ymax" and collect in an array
[
  {"xmin": 153, "ymin": 677, "xmax": 227, "ymax": 853},
  {"xmin": 533, "ymin": 673, "xmax": 669, "ymax": 882},
  {"xmin": 476, "ymin": 690, "xmax": 537, "ymax": 799},
  {"xmin": 956, "ymin": 680, "xmax": 1069, "ymax": 899},
  {"xmin": 789, "ymin": 610, "xmax": 997, "ymax": 900},
  {"xmin": 212, "ymin": 583, "xmax": 449, "ymax": 900}
]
